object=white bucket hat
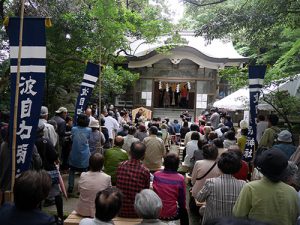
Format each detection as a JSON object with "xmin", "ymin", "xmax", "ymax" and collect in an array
[
  {"xmin": 277, "ymin": 130, "xmax": 292, "ymax": 143},
  {"xmin": 89, "ymin": 119, "xmax": 100, "ymax": 128}
]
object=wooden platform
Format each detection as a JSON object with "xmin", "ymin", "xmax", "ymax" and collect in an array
[
  {"xmin": 64, "ymin": 211, "xmax": 142, "ymax": 225},
  {"xmin": 64, "ymin": 212, "xmax": 83, "ymax": 225}
]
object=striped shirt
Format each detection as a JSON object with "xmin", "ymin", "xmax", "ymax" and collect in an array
[{"xmin": 197, "ymin": 174, "xmax": 246, "ymax": 225}]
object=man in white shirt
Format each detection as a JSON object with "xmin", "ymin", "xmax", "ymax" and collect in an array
[
  {"xmin": 85, "ymin": 108, "xmax": 97, "ymax": 126},
  {"xmin": 39, "ymin": 106, "xmax": 58, "ymax": 147},
  {"xmin": 103, "ymin": 110, "xmax": 119, "ymax": 143},
  {"xmin": 256, "ymin": 115, "xmax": 268, "ymax": 144}
]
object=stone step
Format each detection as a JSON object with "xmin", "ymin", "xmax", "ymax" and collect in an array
[{"xmin": 153, "ymin": 108, "xmax": 194, "ymax": 121}]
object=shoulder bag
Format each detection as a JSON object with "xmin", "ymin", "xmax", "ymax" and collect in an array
[{"xmin": 196, "ymin": 161, "xmax": 217, "ymax": 180}]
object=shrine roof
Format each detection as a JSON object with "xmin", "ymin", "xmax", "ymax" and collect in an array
[{"xmin": 124, "ymin": 31, "xmax": 248, "ymax": 61}]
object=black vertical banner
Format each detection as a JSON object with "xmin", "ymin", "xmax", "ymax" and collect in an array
[
  {"xmin": 74, "ymin": 62, "xmax": 100, "ymax": 125},
  {"xmin": 244, "ymin": 65, "xmax": 266, "ymax": 161},
  {"xmin": 7, "ymin": 18, "xmax": 47, "ymax": 175}
]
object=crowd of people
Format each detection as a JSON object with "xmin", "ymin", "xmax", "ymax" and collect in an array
[{"xmin": 1, "ymin": 105, "xmax": 300, "ymax": 225}]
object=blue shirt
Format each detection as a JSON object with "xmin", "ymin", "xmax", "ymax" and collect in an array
[
  {"xmin": 69, "ymin": 126, "xmax": 92, "ymax": 168},
  {"xmin": 0, "ymin": 203, "xmax": 56, "ymax": 225},
  {"xmin": 273, "ymin": 143, "xmax": 297, "ymax": 158},
  {"xmin": 173, "ymin": 123, "xmax": 181, "ymax": 133}
]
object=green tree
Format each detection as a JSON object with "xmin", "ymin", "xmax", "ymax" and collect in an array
[
  {"xmin": 262, "ymin": 89, "xmax": 300, "ymax": 136},
  {"xmin": 0, "ymin": 0, "xmax": 174, "ymax": 112},
  {"xmin": 182, "ymin": 0, "xmax": 300, "ymax": 88}
]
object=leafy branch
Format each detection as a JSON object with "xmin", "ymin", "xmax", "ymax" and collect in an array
[{"xmin": 183, "ymin": 0, "xmax": 227, "ymax": 7}]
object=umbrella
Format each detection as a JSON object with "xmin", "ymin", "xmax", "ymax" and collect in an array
[{"xmin": 56, "ymin": 165, "xmax": 68, "ymax": 200}]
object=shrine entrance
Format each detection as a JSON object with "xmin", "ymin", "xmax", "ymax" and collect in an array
[{"xmin": 153, "ymin": 81, "xmax": 195, "ymax": 109}]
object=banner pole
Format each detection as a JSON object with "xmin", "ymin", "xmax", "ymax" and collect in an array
[
  {"xmin": 11, "ymin": 0, "xmax": 25, "ymax": 198},
  {"xmin": 98, "ymin": 46, "xmax": 102, "ymax": 147}
]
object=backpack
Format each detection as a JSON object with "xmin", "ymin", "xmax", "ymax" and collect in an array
[{"xmin": 271, "ymin": 127, "xmax": 281, "ymax": 145}]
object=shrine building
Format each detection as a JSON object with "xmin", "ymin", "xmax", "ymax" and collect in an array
[{"xmin": 116, "ymin": 31, "xmax": 248, "ymax": 120}]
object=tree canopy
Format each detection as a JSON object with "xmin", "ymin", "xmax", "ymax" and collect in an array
[
  {"xmin": 182, "ymin": 0, "xmax": 300, "ymax": 88},
  {"xmin": 0, "ymin": 0, "xmax": 175, "ymax": 112}
]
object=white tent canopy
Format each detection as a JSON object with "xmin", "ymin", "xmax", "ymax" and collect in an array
[
  {"xmin": 213, "ymin": 88, "xmax": 249, "ymax": 111},
  {"xmin": 213, "ymin": 88, "xmax": 273, "ymax": 111},
  {"xmin": 213, "ymin": 74, "xmax": 300, "ymax": 111}
]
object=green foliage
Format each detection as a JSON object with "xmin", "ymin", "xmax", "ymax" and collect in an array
[
  {"xmin": 219, "ymin": 67, "xmax": 248, "ymax": 89},
  {"xmin": 185, "ymin": 0, "xmax": 300, "ymax": 44},
  {"xmin": 268, "ymin": 38, "xmax": 300, "ymax": 80},
  {"xmin": 101, "ymin": 66, "xmax": 139, "ymax": 102},
  {"xmin": 263, "ymin": 91, "xmax": 300, "ymax": 116},
  {"xmin": 262, "ymin": 90, "xmax": 300, "ymax": 131},
  {"xmin": 183, "ymin": 0, "xmax": 300, "ymax": 88},
  {"xmin": 0, "ymin": 59, "xmax": 10, "ymax": 111},
  {"xmin": 0, "ymin": 0, "xmax": 174, "ymax": 110}
]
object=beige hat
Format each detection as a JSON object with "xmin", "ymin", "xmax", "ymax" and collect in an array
[
  {"xmin": 55, "ymin": 107, "xmax": 67, "ymax": 114},
  {"xmin": 89, "ymin": 119, "xmax": 100, "ymax": 128}
]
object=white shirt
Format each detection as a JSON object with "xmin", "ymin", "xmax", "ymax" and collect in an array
[
  {"xmin": 39, "ymin": 118, "xmax": 58, "ymax": 146},
  {"xmin": 210, "ymin": 112, "xmax": 220, "ymax": 129},
  {"xmin": 79, "ymin": 218, "xmax": 113, "ymax": 225},
  {"xmin": 76, "ymin": 171, "xmax": 111, "ymax": 217},
  {"xmin": 215, "ymin": 128, "xmax": 223, "ymax": 138},
  {"xmin": 88, "ymin": 115, "xmax": 97, "ymax": 126},
  {"xmin": 104, "ymin": 116, "xmax": 119, "ymax": 139},
  {"xmin": 257, "ymin": 121, "xmax": 268, "ymax": 143},
  {"xmin": 183, "ymin": 140, "xmax": 199, "ymax": 167}
]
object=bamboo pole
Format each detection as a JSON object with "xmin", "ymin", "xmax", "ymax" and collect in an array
[
  {"xmin": 98, "ymin": 46, "xmax": 102, "ymax": 148},
  {"xmin": 11, "ymin": 0, "xmax": 26, "ymax": 200}
]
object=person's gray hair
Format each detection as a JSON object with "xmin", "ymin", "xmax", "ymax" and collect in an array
[{"xmin": 134, "ymin": 189, "xmax": 162, "ymax": 219}]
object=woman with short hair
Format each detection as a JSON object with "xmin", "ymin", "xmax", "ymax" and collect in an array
[
  {"xmin": 135, "ymin": 189, "xmax": 167, "ymax": 225},
  {"xmin": 89, "ymin": 119, "xmax": 105, "ymax": 154},
  {"xmin": 197, "ymin": 151, "xmax": 246, "ymax": 224},
  {"xmin": 191, "ymin": 144, "xmax": 221, "ymax": 198},
  {"xmin": 76, "ymin": 153, "xmax": 111, "ymax": 217},
  {"xmin": 223, "ymin": 130, "xmax": 236, "ymax": 149},
  {"xmin": 0, "ymin": 170, "xmax": 56, "ymax": 225},
  {"xmin": 153, "ymin": 153, "xmax": 189, "ymax": 224}
]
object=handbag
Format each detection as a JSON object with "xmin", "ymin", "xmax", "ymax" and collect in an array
[{"xmin": 189, "ymin": 161, "xmax": 217, "ymax": 214}]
